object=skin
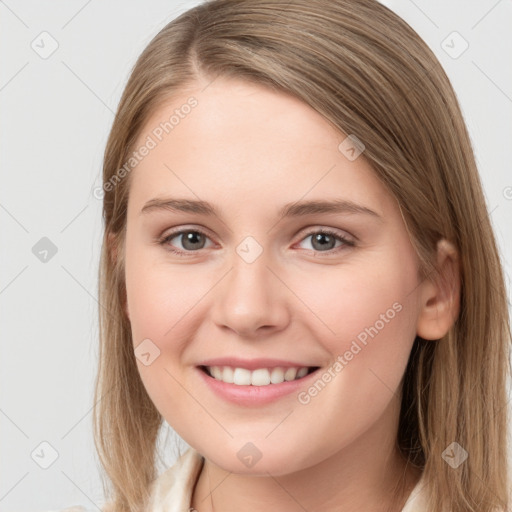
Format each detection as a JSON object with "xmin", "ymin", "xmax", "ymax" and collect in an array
[{"xmin": 119, "ymin": 76, "xmax": 460, "ymax": 511}]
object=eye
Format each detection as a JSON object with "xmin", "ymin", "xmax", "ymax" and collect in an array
[
  {"xmin": 158, "ymin": 227, "xmax": 355, "ymax": 257},
  {"xmin": 159, "ymin": 228, "xmax": 213, "ymax": 256},
  {"xmin": 297, "ymin": 228, "xmax": 355, "ymax": 254}
]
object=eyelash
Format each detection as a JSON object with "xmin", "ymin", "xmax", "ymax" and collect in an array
[{"xmin": 157, "ymin": 227, "xmax": 355, "ymax": 257}]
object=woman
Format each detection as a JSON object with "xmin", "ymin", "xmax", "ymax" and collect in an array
[{"xmin": 91, "ymin": 0, "xmax": 511, "ymax": 511}]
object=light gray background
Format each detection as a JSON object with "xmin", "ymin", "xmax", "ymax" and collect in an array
[{"xmin": 1, "ymin": 1, "xmax": 511, "ymax": 510}]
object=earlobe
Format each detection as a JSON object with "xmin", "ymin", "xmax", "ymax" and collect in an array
[{"xmin": 416, "ymin": 239, "xmax": 460, "ymax": 340}]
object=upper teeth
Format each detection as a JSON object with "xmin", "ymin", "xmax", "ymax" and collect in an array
[{"xmin": 206, "ymin": 366, "xmax": 310, "ymax": 386}]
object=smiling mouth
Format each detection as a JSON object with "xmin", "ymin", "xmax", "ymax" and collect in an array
[{"xmin": 199, "ymin": 365, "xmax": 320, "ymax": 386}]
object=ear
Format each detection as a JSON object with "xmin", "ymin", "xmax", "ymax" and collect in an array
[
  {"xmin": 107, "ymin": 232, "xmax": 130, "ymax": 321},
  {"xmin": 416, "ymin": 239, "xmax": 460, "ymax": 340}
]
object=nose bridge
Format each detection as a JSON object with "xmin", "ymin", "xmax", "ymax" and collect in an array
[
  {"xmin": 212, "ymin": 236, "xmax": 289, "ymax": 336},
  {"xmin": 230, "ymin": 243, "xmax": 271, "ymax": 301}
]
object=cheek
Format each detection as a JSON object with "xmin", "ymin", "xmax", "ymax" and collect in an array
[
  {"xmin": 124, "ymin": 244, "xmax": 223, "ymax": 414},
  {"xmin": 302, "ymin": 258, "xmax": 414, "ymax": 318},
  {"xmin": 288, "ymin": 251, "xmax": 419, "ymax": 379},
  {"xmin": 282, "ymin": 258, "xmax": 419, "ymax": 452},
  {"xmin": 125, "ymin": 245, "xmax": 206, "ymax": 347},
  {"xmin": 124, "ymin": 254, "xmax": 205, "ymax": 426}
]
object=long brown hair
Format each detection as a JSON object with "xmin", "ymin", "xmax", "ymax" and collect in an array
[{"xmin": 93, "ymin": 1, "xmax": 511, "ymax": 510}]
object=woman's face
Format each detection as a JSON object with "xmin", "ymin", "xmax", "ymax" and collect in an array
[{"xmin": 123, "ymin": 77, "xmax": 426, "ymax": 475}]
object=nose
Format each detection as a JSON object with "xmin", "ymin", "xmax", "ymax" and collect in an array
[{"xmin": 211, "ymin": 249, "xmax": 290, "ymax": 339}]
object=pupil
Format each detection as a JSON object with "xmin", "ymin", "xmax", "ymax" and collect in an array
[
  {"xmin": 313, "ymin": 233, "xmax": 335, "ymax": 251},
  {"xmin": 183, "ymin": 232, "xmax": 204, "ymax": 250}
]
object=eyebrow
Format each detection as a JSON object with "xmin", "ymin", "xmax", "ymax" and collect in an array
[{"xmin": 140, "ymin": 197, "xmax": 381, "ymax": 220}]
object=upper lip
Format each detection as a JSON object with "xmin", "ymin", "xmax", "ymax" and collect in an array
[{"xmin": 198, "ymin": 357, "xmax": 318, "ymax": 371}]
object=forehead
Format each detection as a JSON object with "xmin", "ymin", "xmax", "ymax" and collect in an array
[{"xmin": 127, "ymin": 78, "xmax": 395, "ymax": 220}]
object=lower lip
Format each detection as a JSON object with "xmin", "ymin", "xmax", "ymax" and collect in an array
[{"xmin": 196, "ymin": 367, "xmax": 320, "ymax": 406}]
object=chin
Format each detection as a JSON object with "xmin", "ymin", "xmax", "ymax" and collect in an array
[{"xmin": 198, "ymin": 439, "xmax": 319, "ymax": 477}]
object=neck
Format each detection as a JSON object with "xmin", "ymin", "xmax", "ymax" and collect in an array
[{"xmin": 191, "ymin": 398, "xmax": 422, "ymax": 512}]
